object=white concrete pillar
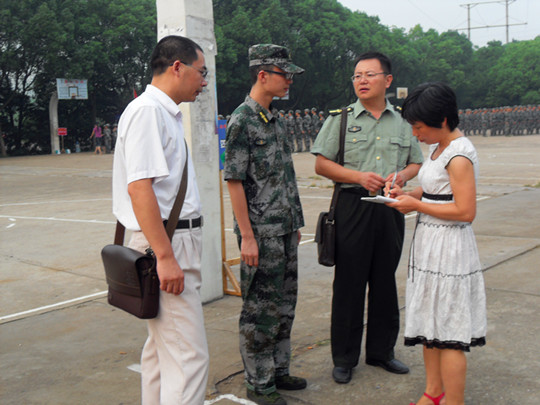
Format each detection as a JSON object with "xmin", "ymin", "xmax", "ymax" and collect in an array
[
  {"xmin": 156, "ymin": 0, "xmax": 222, "ymax": 302},
  {"xmin": 49, "ymin": 91, "xmax": 60, "ymax": 153}
]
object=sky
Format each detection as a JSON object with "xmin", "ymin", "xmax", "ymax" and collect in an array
[{"xmin": 337, "ymin": 0, "xmax": 539, "ymax": 47}]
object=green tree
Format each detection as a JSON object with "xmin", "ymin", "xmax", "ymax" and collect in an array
[
  {"xmin": 466, "ymin": 40, "xmax": 505, "ymax": 108},
  {"xmin": 485, "ymin": 37, "xmax": 540, "ymax": 106},
  {"xmin": 1, "ymin": 0, "xmax": 156, "ymax": 154},
  {"xmin": 213, "ymin": 0, "xmax": 397, "ymax": 113},
  {"xmin": 2, "ymin": 0, "xmax": 538, "ymax": 156}
]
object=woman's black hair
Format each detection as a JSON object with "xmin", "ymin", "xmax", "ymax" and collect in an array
[{"xmin": 401, "ymin": 82, "xmax": 459, "ymax": 131}]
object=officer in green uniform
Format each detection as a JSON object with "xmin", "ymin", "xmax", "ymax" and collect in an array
[
  {"xmin": 224, "ymin": 44, "xmax": 306, "ymax": 405},
  {"xmin": 311, "ymin": 51, "xmax": 423, "ymax": 384}
]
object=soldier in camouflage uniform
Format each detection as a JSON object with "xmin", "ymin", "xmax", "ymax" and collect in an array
[
  {"xmin": 224, "ymin": 44, "xmax": 306, "ymax": 405},
  {"xmin": 315, "ymin": 110, "xmax": 325, "ymax": 137},
  {"xmin": 294, "ymin": 109, "xmax": 304, "ymax": 152},
  {"xmin": 310, "ymin": 108, "xmax": 319, "ymax": 141},
  {"xmin": 302, "ymin": 108, "xmax": 312, "ymax": 150},
  {"xmin": 278, "ymin": 110, "xmax": 287, "ymax": 135},
  {"xmin": 286, "ymin": 110, "xmax": 297, "ymax": 151}
]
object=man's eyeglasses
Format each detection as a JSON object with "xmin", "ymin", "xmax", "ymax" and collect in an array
[
  {"xmin": 170, "ymin": 61, "xmax": 209, "ymax": 79},
  {"xmin": 350, "ymin": 72, "xmax": 387, "ymax": 82},
  {"xmin": 262, "ymin": 70, "xmax": 294, "ymax": 80}
]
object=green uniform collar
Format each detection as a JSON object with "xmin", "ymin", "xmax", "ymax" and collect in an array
[
  {"xmin": 244, "ymin": 95, "xmax": 276, "ymax": 124},
  {"xmin": 352, "ymin": 99, "xmax": 400, "ymax": 120}
]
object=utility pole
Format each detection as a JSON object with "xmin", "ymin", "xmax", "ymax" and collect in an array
[
  {"xmin": 458, "ymin": 0, "xmax": 527, "ymax": 43},
  {"xmin": 155, "ymin": 0, "xmax": 222, "ymax": 303}
]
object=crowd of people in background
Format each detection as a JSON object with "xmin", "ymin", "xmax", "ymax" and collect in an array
[
  {"xmin": 60, "ymin": 103, "xmax": 540, "ymax": 156},
  {"xmin": 88, "ymin": 123, "xmax": 117, "ymax": 154},
  {"xmin": 459, "ymin": 105, "xmax": 540, "ymax": 136},
  {"xmin": 220, "ymin": 108, "xmax": 326, "ymax": 153},
  {"xmin": 215, "ymin": 103, "xmax": 540, "ymax": 157}
]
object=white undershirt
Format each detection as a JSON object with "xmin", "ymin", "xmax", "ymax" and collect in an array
[{"xmin": 112, "ymin": 85, "xmax": 201, "ymax": 231}]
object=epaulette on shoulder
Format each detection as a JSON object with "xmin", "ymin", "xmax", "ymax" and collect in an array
[
  {"xmin": 394, "ymin": 105, "xmax": 402, "ymax": 112},
  {"xmin": 328, "ymin": 107, "xmax": 353, "ymax": 116}
]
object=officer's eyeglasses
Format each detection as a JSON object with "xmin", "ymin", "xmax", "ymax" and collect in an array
[
  {"xmin": 350, "ymin": 72, "xmax": 387, "ymax": 82},
  {"xmin": 262, "ymin": 70, "xmax": 294, "ymax": 80}
]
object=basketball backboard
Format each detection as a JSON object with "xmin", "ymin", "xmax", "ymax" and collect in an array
[{"xmin": 56, "ymin": 79, "xmax": 88, "ymax": 100}]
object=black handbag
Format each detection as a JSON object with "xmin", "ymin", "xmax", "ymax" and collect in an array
[
  {"xmin": 101, "ymin": 244, "xmax": 160, "ymax": 319},
  {"xmin": 101, "ymin": 142, "xmax": 189, "ymax": 319},
  {"xmin": 315, "ymin": 108, "xmax": 348, "ymax": 267}
]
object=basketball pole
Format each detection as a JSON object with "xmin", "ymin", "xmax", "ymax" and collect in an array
[{"xmin": 49, "ymin": 91, "xmax": 60, "ymax": 154}]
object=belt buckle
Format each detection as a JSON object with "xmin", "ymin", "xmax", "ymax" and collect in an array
[{"xmin": 188, "ymin": 216, "xmax": 203, "ymax": 229}]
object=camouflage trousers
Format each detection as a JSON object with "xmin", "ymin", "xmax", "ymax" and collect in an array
[
  {"xmin": 237, "ymin": 231, "xmax": 299, "ymax": 393},
  {"xmin": 295, "ymin": 131, "xmax": 304, "ymax": 152}
]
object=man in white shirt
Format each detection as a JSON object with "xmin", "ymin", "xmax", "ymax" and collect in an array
[{"xmin": 112, "ymin": 35, "xmax": 209, "ymax": 405}]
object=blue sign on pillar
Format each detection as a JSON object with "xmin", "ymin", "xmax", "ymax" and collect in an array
[{"xmin": 218, "ymin": 119, "xmax": 227, "ymax": 170}]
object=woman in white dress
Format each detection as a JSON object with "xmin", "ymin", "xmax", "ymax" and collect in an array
[{"xmin": 386, "ymin": 82, "xmax": 486, "ymax": 405}]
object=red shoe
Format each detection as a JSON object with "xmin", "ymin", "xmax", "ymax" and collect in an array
[{"xmin": 409, "ymin": 392, "xmax": 445, "ymax": 405}]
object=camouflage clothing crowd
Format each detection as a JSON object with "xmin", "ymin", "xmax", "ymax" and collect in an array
[
  {"xmin": 277, "ymin": 108, "xmax": 326, "ymax": 152},
  {"xmin": 460, "ymin": 105, "xmax": 540, "ymax": 136}
]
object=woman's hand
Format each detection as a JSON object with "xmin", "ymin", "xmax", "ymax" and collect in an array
[
  {"xmin": 387, "ymin": 194, "xmax": 419, "ymax": 214},
  {"xmin": 384, "ymin": 182, "xmax": 404, "ymax": 198}
]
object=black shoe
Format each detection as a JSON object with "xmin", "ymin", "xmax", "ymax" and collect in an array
[
  {"xmin": 247, "ymin": 388, "xmax": 287, "ymax": 405},
  {"xmin": 365, "ymin": 358, "xmax": 409, "ymax": 374},
  {"xmin": 275, "ymin": 375, "xmax": 307, "ymax": 390},
  {"xmin": 332, "ymin": 366, "xmax": 352, "ymax": 384}
]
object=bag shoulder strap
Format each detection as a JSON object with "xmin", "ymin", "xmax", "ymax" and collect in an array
[
  {"xmin": 337, "ymin": 107, "xmax": 348, "ymax": 166},
  {"xmin": 114, "ymin": 140, "xmax": 189, "ymax": 246},
  {"xmin": 327, "ymin": 108, "xmax": 348, "ymax": 220}
]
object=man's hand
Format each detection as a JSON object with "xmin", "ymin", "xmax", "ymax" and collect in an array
[
  {"xmin": 384, "ymin": 171, "xmax": 405, "ymax": 188},
  {"xmin": 241, "ymin": 234, "xmax": 259, "ymax": 267},
  {"xmin": 359, "ymin": 172, "xmax": 386, "ymax": 193},
  {"xmin": 156, "ymin": 254, "xmax": 184, "ymax": 295}
]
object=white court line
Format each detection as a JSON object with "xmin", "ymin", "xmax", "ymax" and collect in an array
[
  {"xmin": 204, "ymin": 394, "xmax": 256, "ymax": 405},
  {"xmin": 0, "ymin": 291, "xmax": 107, "ymax": 324},
  {"xmin": 0, "ymin": 198, "xmax": 111, "ymax": 207},
  {"xmin": 0, "ymin": 215, "xmax": 115, "ymax": 225},
  {"xmin": 127, "ymin": 364, "xmax": 141, "ymax": 373}
]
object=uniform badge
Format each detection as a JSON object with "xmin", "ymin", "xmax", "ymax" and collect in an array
[
  {"xmin": 348, "ymin": 126, "xmax": 362, "ymax": 132},
  {"xmin": 259, "ymin": 111, "xmax": 269, "ymax": 123}
]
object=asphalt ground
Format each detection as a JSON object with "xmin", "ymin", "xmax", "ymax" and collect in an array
[{"xmin": 1, "ymin": 134, "xmax": 539, "ymax": 404}]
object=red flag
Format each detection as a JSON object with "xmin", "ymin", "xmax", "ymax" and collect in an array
[{"xmin": 133, "ymin": 89, "xmax": 138, "ymax": 98}]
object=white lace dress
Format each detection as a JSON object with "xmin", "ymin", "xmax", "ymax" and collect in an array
[{"xmin": 404, "ymin": 136, "xmax": 487, "ymax": 351}]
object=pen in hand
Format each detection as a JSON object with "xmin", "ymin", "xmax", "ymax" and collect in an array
[{"xmin": 387, "ymin": 171, "xmax": 397, "ymax": 197}]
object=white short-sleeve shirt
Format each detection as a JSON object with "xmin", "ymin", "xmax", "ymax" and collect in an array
[{"xmin": 112, "ymin": 85, "xmax": 201, "ymax": 231}]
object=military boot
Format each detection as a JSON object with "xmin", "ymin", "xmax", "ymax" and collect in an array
[{"xmin": 246, "ymin": 388, "xmax": 287, "ymax": 405}]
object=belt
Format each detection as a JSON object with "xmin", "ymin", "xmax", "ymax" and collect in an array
[
  {"xmin": 163, "ymin": 216, "xmax": 203, "ymax": 229},
  {"xmin": 422, "ymin": 192, "xmax": 453, "ymax": 201},
  {"xmin": 341, "ymin": 187, "xmax": 382, "ymax": 197}
]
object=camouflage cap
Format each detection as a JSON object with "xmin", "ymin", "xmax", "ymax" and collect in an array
[{"xmin": 248, "ymin": 44, "xmax": 305, "ymax": 74}]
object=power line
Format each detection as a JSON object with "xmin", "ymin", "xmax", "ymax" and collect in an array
[{"xmin": 458, "ymin": 0, "xmax": 527, "ymax": 43}]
